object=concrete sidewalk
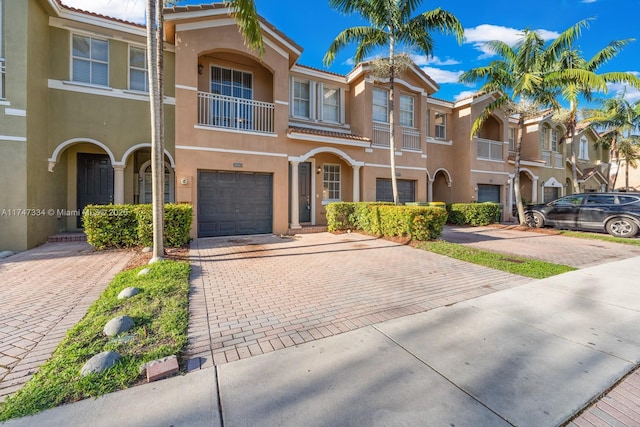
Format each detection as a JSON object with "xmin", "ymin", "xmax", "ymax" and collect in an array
[{"xmin": 4, "ymin": 255, "xmax": 640, "ymax": 426}]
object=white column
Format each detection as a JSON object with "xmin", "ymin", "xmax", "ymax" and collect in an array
[
  {"xmin": 290, "ymin": 161, "xmax": 301, "ymax": 229},
  {"xmin": 113, "ymin": 165, "xmax": 125, "ymax": 204},
  {"xmin": 428, "ymin": 178, "xmax": 434, "ymax": 202},
  {"xmin": 508, "ymin": 175, "xmax": 514, "ymax": 217},
  {"xmin": 532, "ymin": 177, "xmax": 539, "ymax": 203},
  {"xmin": 352, "ymin": 165, "xmax": 361, "ymax": 202}
]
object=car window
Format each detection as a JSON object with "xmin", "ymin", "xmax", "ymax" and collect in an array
[
  {"xmin": 586, "ymin": 195, "xmax": 616, "ymax": 205},
  {"xmin": 554, "ymin": 195, "xmax": 585, "ymax": 206},
  {"xmin": 618, "ymin": 195, "xmax": 640, "ymax": 205}
]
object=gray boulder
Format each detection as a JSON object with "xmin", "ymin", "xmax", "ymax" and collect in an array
[
  {"xmin": 0, "ymin": 251, "xmax": 14, "ymax": 259},
  {"xmin": 103, "ymin": 315, "xmax": 135, "ymax": 337},
  {"xmin": 80, "ymin": 351, "xmax": 121, "ymax": 376},
  {"xmin": 117, "ymin": 287, "xmax": 140, "ymax": 300},
  {"xmin": 138, "ymin": 268, "xmax": 150, "ymax": 276}
]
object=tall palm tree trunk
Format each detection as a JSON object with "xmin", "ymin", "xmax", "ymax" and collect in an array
[
  {"xmin": 569, "ymin": 106, "xmax": 580, "ymax": 194},
  {"xmin": 146, "ymin": 0, "xmax": 164, "ymax": 262},
  {"xmin": 388, "ymin": 35, "xmax": 399, "ymax": 205},
  {"xmin": 514, "ymin": 117, "xmax": 526, "ymax": 225}
]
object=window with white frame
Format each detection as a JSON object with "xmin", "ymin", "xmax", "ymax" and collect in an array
[
  {"xmin": 322, "ymin": 86, "xmax": 340, "ymax": 122},
  {"xmin": 129, "ymin": 46, "xmax": 148, "ymax": 92},
  {"xmin": 72, "ymin": 34, "xmax": 109, "ymax": 86},
  {"xmin": 434, "ymin": 112, "xmax": 446, "ymax": 139},
  {"xmin": 540, "ymin": 125, "xmax": 549, "ymax": 150},
  {"xmin": 322, "ymin": 164, "xmax": 341, "ymax": 201},
  {"xmin": 508, "ymin": 128, "xmax": 515, "ymax": 151},
  {"xmin": 211, "ymin": 65, "xmax": 252, "ymax": 99},
  {"xmin": 399, "ymin": 94, "xmax": 414, "ymax": 127},
  {"xmin": 579, "ymin": 136, "xmax": 590, "ymax": 160},
  {"xmin": 292, "ymin": 78, "xmax": 310, "ymax": 118},
  {"xmin": 551, "ymin": 129, "xmax": 559, "ymax": 151},
  {"xmin": 0, "ymin": 0, "xmax": 4, "ymax": 99},
  {"xmin": 373, "ymin": 88, "xmax": 388, "ymax": 122}
]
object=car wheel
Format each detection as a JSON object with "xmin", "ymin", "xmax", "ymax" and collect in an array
[
  {"xmin": 525, "ymin": 212, "xmax": 544, "ymax": 228},
  {"xmin": 605, "ymin": 217, "xmax": 639, "ymax": 238}
]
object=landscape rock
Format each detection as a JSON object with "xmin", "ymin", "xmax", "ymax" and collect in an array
[
  {"xmin": 103, "ymin": 315, "xmax": 135, "ymax": 337},
  {"xmin": 141, "ymin": 247, "xmax": 152, "ymax": 253},
  {"xmin": 138, "ymin": 268, "xmax": 150, "ymax": 276},
  {"xmin": 117, "ymin": 287, "xmax": 140, "ymax": 299},
  {"xmin": 80, "ymin": 351, "xmax": 121, "ymax": 376},
  {"xmin": 0, "ymin": 251, "xmax": 14, "ymax": 259}
]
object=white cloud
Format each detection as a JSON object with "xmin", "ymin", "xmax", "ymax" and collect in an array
[
  {"xmin": 454, "ymin": 90, "xmax": 478, "ymax": 101},
  {"xmin": 420, "ymin": 66, "xmax": 463, "ymax": 84},
  {"xmin": 60, "ymin": 0, "xmax": 145, "ymax": 24},
  {"xmin": 582, "ymin": 0, "xmax": 597, "ymax": 3},
  {"xmin": 410, "ymin": 54, "xmax": 460, "ymax": 67},
  {"xmin": 607, "ymin": 72, "xmax": 640, "ymax": 103},
  {"xmin": 464, "ymin": 24, "xmax": 560, "ymax": 59}
]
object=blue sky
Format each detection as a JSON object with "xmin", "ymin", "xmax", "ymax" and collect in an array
[{"xmin": 61, "ymin": 0, "xmax": 640, "ymax": 104}]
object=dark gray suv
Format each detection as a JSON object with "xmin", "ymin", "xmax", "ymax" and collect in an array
[{"xmin": 524, "ymin": 192, "xmax": 640, "ymax": 238}]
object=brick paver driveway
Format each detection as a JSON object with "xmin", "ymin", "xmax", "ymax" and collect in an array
[
  {"xmin": 0, "ymin": 242, "xmax": 132, "ymax": 402},
  {"xmin": 186, "ymin": 232, "xmax": 534, "ymax": 368}
]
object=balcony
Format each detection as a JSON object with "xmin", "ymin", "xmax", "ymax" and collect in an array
[
  {"xmin": 197, "ymin": 92, "xmax": 275, "ymax": 134},
  {"xmin": 542, "ymin": 150, "xmax": 563, "ymax": 168},
  {"xmin": 477, "ymin": 138, "xmax": 503, "ymax": 161},
  {"xmin": 402, "ymin": 128, "xmax": 420, "ymax": 151},
  {"xmin": 372, "ymin": 122, "xmax": 390, "ymax": 147}
]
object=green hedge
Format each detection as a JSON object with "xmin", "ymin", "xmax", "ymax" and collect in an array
[
  {"xmin": 326, "ymin": 202, "xmax": 447, "ymax": 241},
  {"xmin": 83, "ymin": 204, "xmax": 192, "ymax": 249},
  {"xmin": 446, "ymin": 203, "xmax": 501, "ymax": 226}
]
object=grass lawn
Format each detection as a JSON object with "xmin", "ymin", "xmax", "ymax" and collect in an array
[
  {"xmin": 559, "ymin": 230, "xmax": 640, "ymax": 245},
  {"xmin": 0, "ymin": 260, "xmax": 191, "ymax": 422},
  {"xmin": 416, "ymin": 240, "xmax": 576, "ymax": 278}
]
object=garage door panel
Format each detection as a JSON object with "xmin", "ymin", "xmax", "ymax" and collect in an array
[{"xmin": 198, "ymin": 171, "xmax": 273, "ymax": 238}]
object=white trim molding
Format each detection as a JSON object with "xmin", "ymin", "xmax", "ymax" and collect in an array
[
  {"xmin": 5, "ymin": 108, "xmax": 26, "ymax": 117},
  {"xmin": 176, "ymin": 145, "xmax": 288, "ymax": 158},
  {"xmin": 193, "ymin": 125, "xmax": 277, "ymax": 138},
  {"xmin": 48, "ymin": 79, "xmax": 176, "ymax": 105},
  {"xmin": 0, "ymin": 135, "xmax": 27, "ymax": 142}
]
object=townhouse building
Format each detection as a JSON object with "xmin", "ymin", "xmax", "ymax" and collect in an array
[{"xmin": 0, "ymin": 0, "xmax": 609, "ymax": 252}]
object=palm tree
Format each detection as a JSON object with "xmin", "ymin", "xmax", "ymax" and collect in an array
[
  {"xmin": 544, "ymin": 21, "xmax": 640, "ymax": 193},
  {"xmin": 459, "ymin": 30, "xmax": 558, "ymax": 225},
  {"xmin": 583, "ymin": 94, "xmax": 640, "ymax": 190},
  {"xmin": 323, "ymin": 0, "xmax": 463, "ymax": 205},
  {"xmin": 145, "ymin": 0, "xmax": 263, "ymax": 262}
]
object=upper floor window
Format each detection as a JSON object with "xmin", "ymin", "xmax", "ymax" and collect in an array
[
  {"xmin": 508, "ymin": 128, "xmax": 515, "ymax": 151},
  {"xmin": 72, "ymin": 34, "xmax": 109, "ymax": 86},
  {"xmin": 211, "ymin": 65, "xmax": 252, "ymax": 99},
  {"xmin": 579, "ymin": 136, "xmax": 590, "ymax": 160},
  {"xmin": 293, "ymin": 79, "xmax": 310, "ymax": 118},
  {"xmin": 540, "ymin": 125, "xmax": 549, "ymax": 150},
  {"xmin": 551, "ymin": 129, "xmax": 559, "ymax": 151},
  {"xmin": 477, "ymin": 138, "xmax": 503, "ymax": 161},
  {"xmin": 322, "ymin": 86, "xmax": 340, "ymax": 123},
  {"xmin": 434, "ymin": 112, "xmax": 446, "ymax": 139},
  {"xmin": 399, "ymin": 94, "xmax": 414, "ymax": 127},
  {"xmin": 129, "ymin": 46, "xmax": 148, "ymax": 92},
  {"xmin": 373, "ymin": 88, "xmax": 388, "ymax": 123},
  {"xmin": 322, "ymin": 164, "xmax": 341, "ymax": 201}
]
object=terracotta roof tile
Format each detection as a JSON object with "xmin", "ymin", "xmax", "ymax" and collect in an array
[
  {"xmin": 288, "ymin": 126, "xmax": 370, "ymax": 142},
  {"xmin": 56, "ymin": 0, "xmax": 143, "ymax": 27}
]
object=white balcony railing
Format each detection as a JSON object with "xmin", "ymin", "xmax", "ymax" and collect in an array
[
  {"xmin": 197, "ymin": 91, "xmax": 275, "ymax": 134},
  {"xmin": 402, "ymin": 128, "xmax": 421, "ymax": 151},
  {"xmin": 0, "ymin": 59, "xmax": 5, "ymax": 99},
  {"xmin": 553, "ymin": 152, "xmax": 563, "ymax": 168},
  {"xmin": 477, "ymin": 138, "xmax": 503, "ymax": 161},
  {"xmin": 372, "ymin": 122, "xmax": 390, "ymax": 147},
  {"xmin": 542, "ymin": 150, "xmax": 563, "ymax": 168}
]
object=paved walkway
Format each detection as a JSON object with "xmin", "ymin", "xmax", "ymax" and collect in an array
[{"xmin": 0, "ymin": 242, "xmax": 133, "ymax": 402}]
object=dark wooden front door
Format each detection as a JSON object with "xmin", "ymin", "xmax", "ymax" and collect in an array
[
  {"xmin": 299, "ymin": 162, "xmax": 311, "ymax": 223},
  {"xmin": 77, "ymin": 153, "xmax": 114, "ymax": 227}
]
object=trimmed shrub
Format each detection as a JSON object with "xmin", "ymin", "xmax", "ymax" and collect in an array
[
  {"xmin": 446, "ymin": 202, "xmax": 501, "ymax": 226},
  {"xmin": 83, "ymin": 204, "xmax": 192, "ymax": 249},
  {"xmin": 326, "ymin": 202, "xmax": 446, "ymax": 241}
]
